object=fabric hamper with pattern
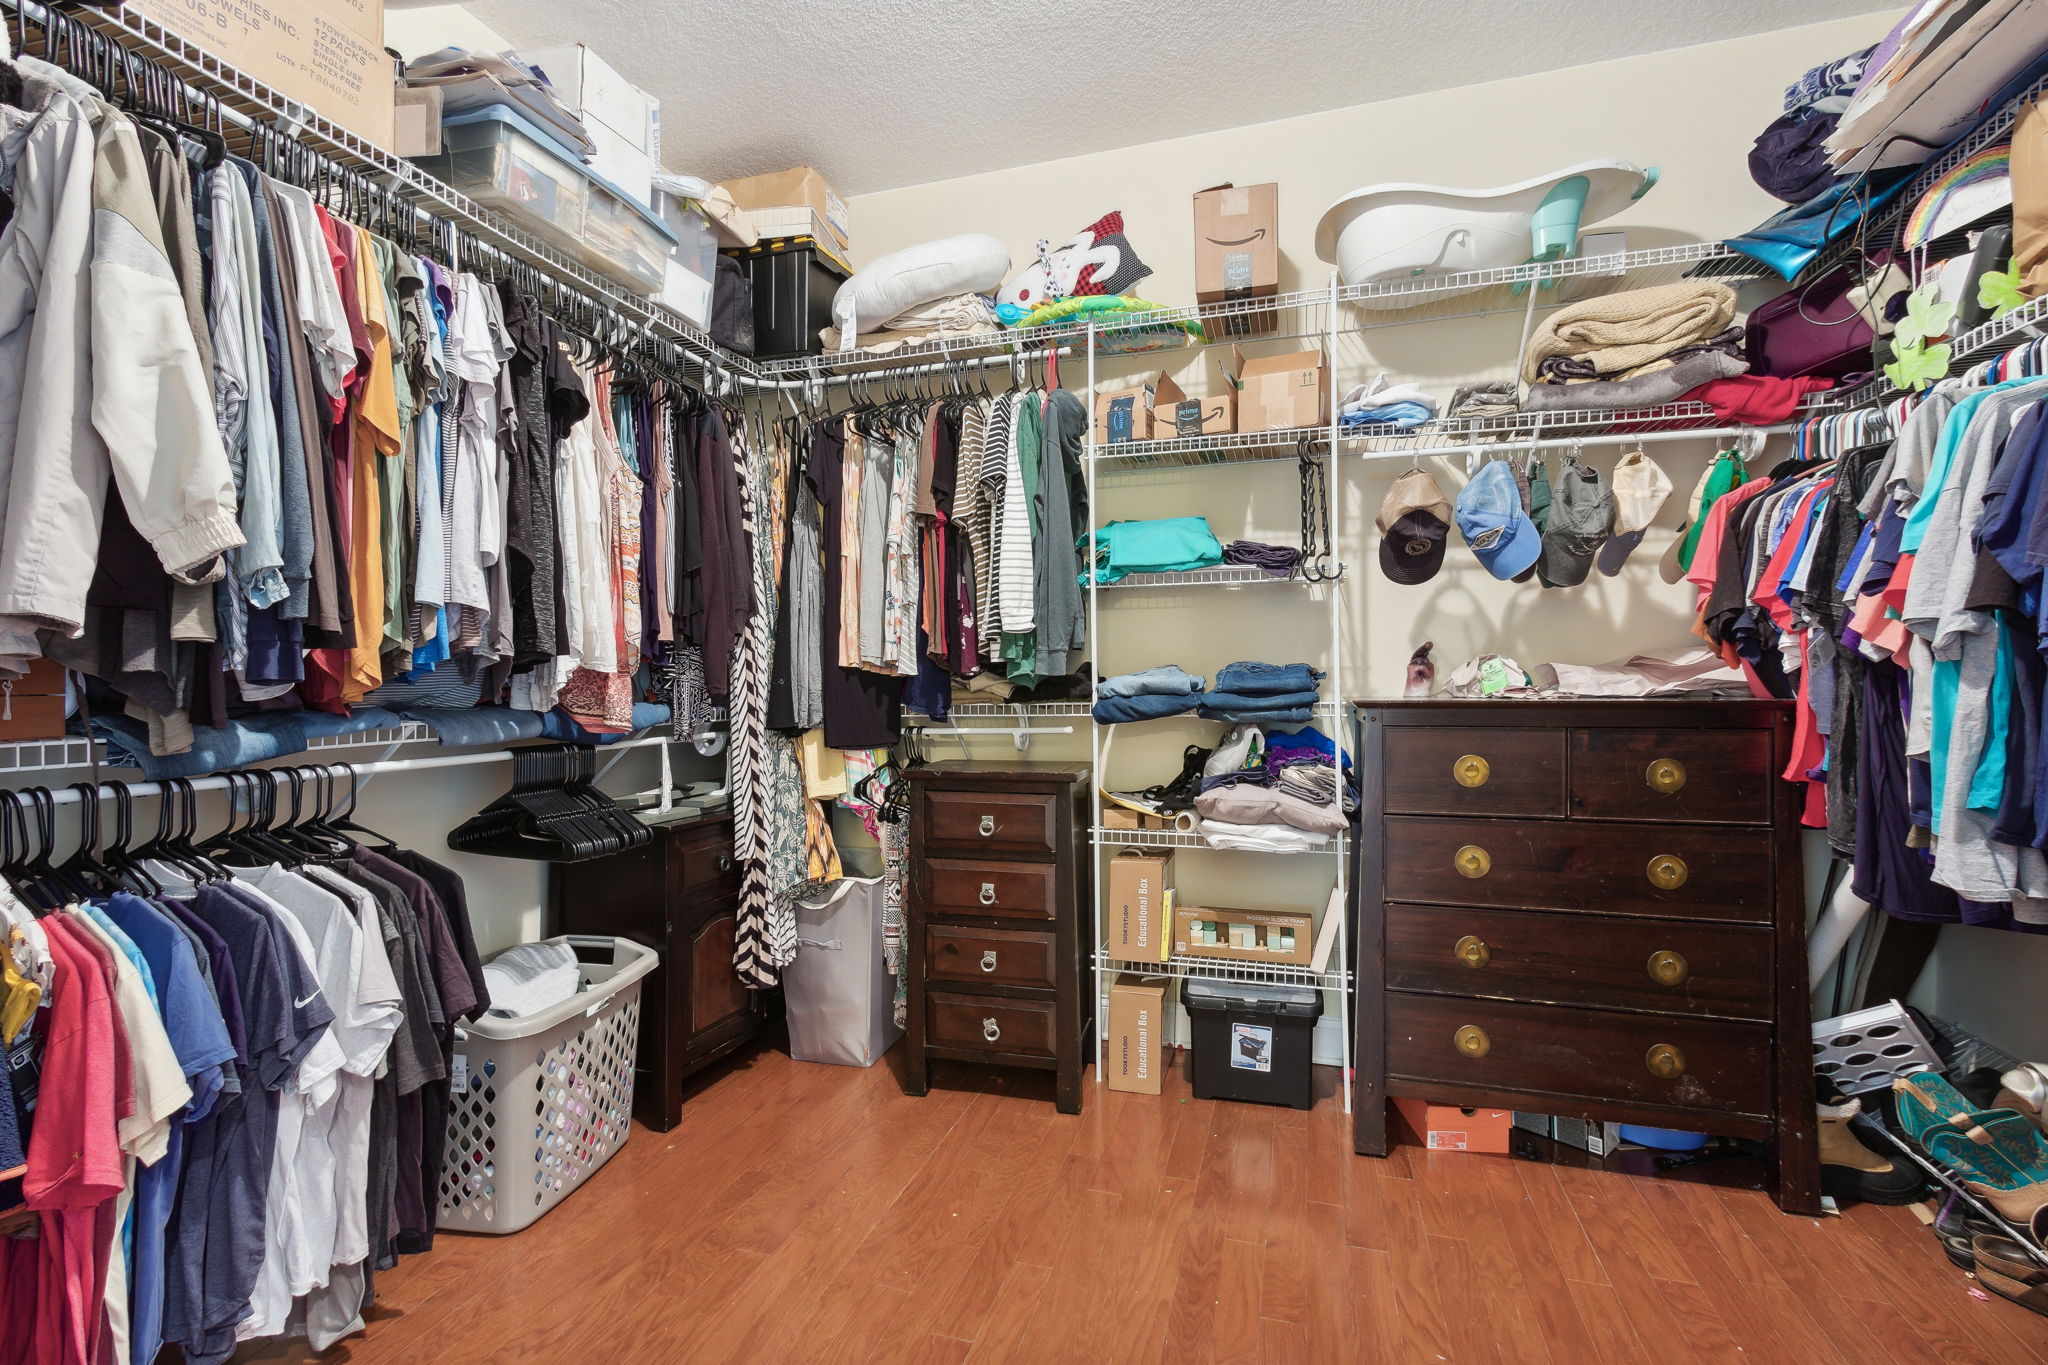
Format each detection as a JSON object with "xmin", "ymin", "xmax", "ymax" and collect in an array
[
  {"xmin": 786, "ymin": 877, "xmax": 902, "ymax": 1066},
  {"xmin": 438, "ymin": 936, "xmax": 658, "ymax": 1234}
]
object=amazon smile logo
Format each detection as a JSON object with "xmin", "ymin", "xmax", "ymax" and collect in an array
[{"xmin": 1206, "ymin": 229, "xmax": 1268, "ymax": 247}]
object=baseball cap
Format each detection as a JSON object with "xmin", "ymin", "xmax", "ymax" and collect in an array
[
  {"xmin": 1376, "ymin": 471, "xmax": 1453, "ymax": 585},
  {"xmin": 1597, "ymin": 450, "xmax": 1675, "ymax": 576},
  {"xmin": 1454, "ymin": 461, "xmax": 1541, "ymax": 580},
  {"xmin": 1538, "ymin": 458, "xmax": 1615, "ymax": 588}
]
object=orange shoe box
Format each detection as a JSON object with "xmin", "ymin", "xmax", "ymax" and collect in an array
[{"xmin": 1392, "ymin": 1097, "xmax": 1514, "ymax": 1153}]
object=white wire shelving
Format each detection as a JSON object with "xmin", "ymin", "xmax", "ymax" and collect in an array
[
  {"xmin": 1092, "ymin": 826, "xmax": 1345, "ymax": 854},
  {"xmin": 1093, "ymin": 948, "xmax": 1351, "ymax": 990},
  {"xmin": 1099, "ymin": 566, "xmax": 1307, "ymax": 589},
  {"xmin": 0, "ymin": 720, "xmax": 445, "ymax": 778}
]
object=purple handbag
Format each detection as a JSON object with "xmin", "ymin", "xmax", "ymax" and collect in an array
[{"xmin": 1744, "ymin": 262, "xmax": 1882, "ymax": 380}]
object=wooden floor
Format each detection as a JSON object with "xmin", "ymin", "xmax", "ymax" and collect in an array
[{"xmin": 236, "ymin": 1039, "xmax": 2047, "ymax": 1365}]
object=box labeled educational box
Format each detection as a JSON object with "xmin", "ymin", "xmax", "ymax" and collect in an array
[
  {"xmin": 1194, "ymin": 183, "xmax": 1279, "ymax": 336},
  {"xmin": 1171, "ymin": 904, "xmax": 1313, "ymax": 966},
  {"xmin": 1235, "ymin": 348, "xmax": 1326, "ymax": 432},
  {"xmin": 1106, "ymin": 849, "xmax": 1173, "ymax": 963},
  {"xmin": 133, "ymin": 0, "xmax": 393, "ymax": 147},
  {"xmin": 1105, "ymin": 974, "xmax": 1175, "ymax": 1094},
  {"xmin": 1394, "ymin": 1098, "xmax": 1514, "ymax": 1153},
  {"xmin": 1094, "ymin": 371, "xmax": 1184, "ymax": 444},
  {"xmin": 723, "ymin": 166, "xmax": 850, "ymax": 256}
]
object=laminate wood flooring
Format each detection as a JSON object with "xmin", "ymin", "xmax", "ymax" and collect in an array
[{"xmin": 232, "ymin": 1041, "xmax": 2048, "ymax": 1364}]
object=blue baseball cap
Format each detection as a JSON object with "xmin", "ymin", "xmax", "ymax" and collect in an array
[{"xmin": 1454, "ymin": 461, "xmax": 1542, "ymax": 580}]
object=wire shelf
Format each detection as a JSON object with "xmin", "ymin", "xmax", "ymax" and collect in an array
[
  {"xmin": 1838, "ymin": 294, "xmax": 2048, "ymax": 409},
  {"xmin": 305, "ymin": 722, "xmax": 433, "ymax": 751},
  {"xmin": 1334, "ymin": 241, "xmax": 1767, "ymax": 327},
  {"xmin": 0, "ymin": 736, "xmax": 98, "ymax": 775},
  {"xmin": 1100, "ymin": 566, "xmax": 1309, "ymax": 589},
  {"xmin": 1092, "ymin": 426, "xmax": 1324, "ymax": 471},
  {"xmin": 1339, "ymin": 392, "xmax": 1845, "ymax": 458},
  {"xmin": 1091, "ymin": 826, "xmax": 1344, "ymax": 854},
  {"xmin": 908, "ymin": 702, "xmax": 1093, "ymax": 718},
  {"xmin": 1092, "ymin": 948, "xmax": 1350, "ymax": 989}
]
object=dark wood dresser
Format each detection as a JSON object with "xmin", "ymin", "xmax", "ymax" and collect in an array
[
  {"xmin": 1352, "ymin": 700, "xmax": 1818, "ymax": 1213},
  {"xmin": 551, "ymin": 811, "xmax": 767, "ymax": 1132},
  {"xmin": 903, "ymin": 762, "xmax": 1093, "ymax": 1114}
]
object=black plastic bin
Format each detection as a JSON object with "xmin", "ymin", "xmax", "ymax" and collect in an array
[
  {"xmin": 724, "ymin": 236, "xmax": 850, "ymax": 360},
  {"xmin": 1183, "ymin": 978, "xmax": 1319, "ymax": 1109}
]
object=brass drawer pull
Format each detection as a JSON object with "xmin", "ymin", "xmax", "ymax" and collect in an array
[
  {"xmin": 1454, "ymin": 935, "xmax": 1490, "ymax": 969},
  {"xmin": 1646, "ymin": 757, "xmax": 1688, "ymax": 795},
  {"xmin": 1647, "ymin": 949, "xmax": 1689, "ymax": 986},
  {"xmin": 1454, "ymin": 845, "xmax": 1492, "ymax": 879},
  {"xmin": 979, "ymin": 882, "xmax": 997, "ymax": 905},
  {"xmin": 979, "ymin": 950, "xmax": 999, "ymax": 973},
  {"xmin": 977, "ymin": 814, "xmax": 997, "ymax": 837},
  {"xmin": 1647, "ymin": 854, "xmax": 1689, "ymax": 890},
  {"xmin": 1646, "ymin": 1043, "xmax": 1686, "ymax": 1079},
  {"xmin": 1453, "ymin": 1024, "xmax": 1490, "ymax": 1058},
  {"xmin": 982, "ymin": 1017, "xmax": 1002, "ymax": 1044},
  {"xmin": 1453, "ymin": 754, "xmax": 1491, "ymax": 788}
]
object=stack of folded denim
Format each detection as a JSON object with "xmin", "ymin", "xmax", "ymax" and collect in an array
[
  {"xmin": 1195, "ymin": 660, "xmax": 1324, "ymax": 729},
  {"xmin": 1091, "ymin": 666, "xmax": 1205, "ymax": 724}
]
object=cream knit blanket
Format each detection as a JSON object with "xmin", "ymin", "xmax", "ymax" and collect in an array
[{"xmin": 1521, "ymin": 281, "xmax": 1739, "ymax": 384}]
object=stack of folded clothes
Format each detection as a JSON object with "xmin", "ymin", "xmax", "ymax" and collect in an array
[
  {"xmin": 1192, "ymin": 723, "xmax": 1355, "ymax": 852},
  {"xmin": 1338, "ymin": 376, "xmax": 1439, "ymax": 430},
  {"xmin": 1091, "ymin": 666, "xmax": 1204, "ymax": 723},
  {"xmin": 1519, "ymin": 281, "xmax": 1748, "ymax": 413},
  {"xmin": 1196, "ymin": 660, "xmax": 1324, "ymax": 729},
  {"xmin": 819, "ymin": 293, "xmax": 1002, "ymax": 355}
]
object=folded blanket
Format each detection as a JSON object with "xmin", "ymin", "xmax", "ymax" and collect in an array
[
  {"xmin": 1098, "ymin": 665, "xmax": 1205, "ymax": 698},
  {"xmin": 1521, "ymin": 282, "xmax": 1739, "ymax": 384},
  {"xmin": 1195, "ymin": 784, "xmax": 1348, "ymax": 836},
  {"xmin": 1535, "ymin": 327, "xmax": 1747, "ymax": 384},
  {"xmin": 1521, "ymin": 350, "xmax": 1749, "ymax": 414},
  {"xmin": 819, "ymin": 292, "xmax": 1001, "ymax": 354},
  {"xmin": 1198, "ymin": 816, "xmax": 1331, "ymax": 853}
]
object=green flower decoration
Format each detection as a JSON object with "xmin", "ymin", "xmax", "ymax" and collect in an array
[
  {"xmin": 1885, "ymin": 340, "xmax": 1952, "ymax": 392},
  {"xmin": 1893, "ymin": 286, "xmax": 1957, "ymax": 351},
  {"xmin": 1979, "ymin": 263, "xmax": 2026, "ymax": 319}
]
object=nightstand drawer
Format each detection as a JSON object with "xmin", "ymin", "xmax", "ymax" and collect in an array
[
  {"xmin": 1383, "ymin": 727, "xmax": 1567, "ymax": 818},
  {"xmin": 927, "ymin": 992, "xmax": 1057, "ymax": 1058},
  {"xmin": 1571, "ymin": 729, "xmax": 1774, "ymax": 825},
  {"xmin": 923, "ymin": 789, "xmax": 1060, "ymax": 857},
  {"xmin": 926, "ymin": 925, "xmax": 1058, "ymax": 991},
  {"xmin": 925, "ymin": 859, "xmax": 1057, "ymax": 922}
]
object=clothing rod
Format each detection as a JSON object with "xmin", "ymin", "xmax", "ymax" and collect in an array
[
  {"xmin": 31, "ymin": 736, "xmax": 674, "ymax": 806},
  {"xmin": 1344, "ymin": 422, "xmax": 1791, "ymax": 462}
]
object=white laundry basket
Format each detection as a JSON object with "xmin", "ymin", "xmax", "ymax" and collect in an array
[{"xmin": 437, "ymin": 935, "xmax": 658, "ymax": 1235}]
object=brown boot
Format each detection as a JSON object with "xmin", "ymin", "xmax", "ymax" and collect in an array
[{"xmin": 1819, "ymin": 1094, "xmax": 1924, "ymax": 1206}]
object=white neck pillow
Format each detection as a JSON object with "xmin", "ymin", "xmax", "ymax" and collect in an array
[{"xmin": 832, "ymin": 233, "xmax": 1011, "ymax": 348}]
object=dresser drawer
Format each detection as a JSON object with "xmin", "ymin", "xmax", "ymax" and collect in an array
[
  {"xmin": 1384, "ymin": 904, "xmax": 1774, "ymax": 1020},
  {"xmin": 927, "ymin": 992, "xmax": 1057, "ymax": 1057},
  {"xmin": 925, "ymin": 858, "xmax": 1058, "ymax": 922},
  {"xmin": 1382, "ymin": 816, "xmax": 1773, "ymax": 922},
  {"xmin": 1382, "ymin": 727, "xmax": 1567, "ymax": 818},
  {"xmin": 926, "ymin": 925, "xmax": 1058, "ymax": 990},
  {"xmin": 1570, "ymin": 729, "xmax": 1774, "ymax": 825},
  {"xmin": 1386, "ymin": 994, "xmax": 1773, "ymax": 1117},
  {"xmin": 923, "ymin": 789, "xmax": 1060, "ymax": 857}
]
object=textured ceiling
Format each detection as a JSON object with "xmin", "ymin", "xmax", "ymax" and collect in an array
[{"xmin": 416, "ymin": 0, "xmax": 1896, "ymax": 194}]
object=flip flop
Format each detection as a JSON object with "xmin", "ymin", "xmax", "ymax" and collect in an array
[{"xmin": 1971, "ymin": 1235, "xmax": 2048, "ymax": 1319}]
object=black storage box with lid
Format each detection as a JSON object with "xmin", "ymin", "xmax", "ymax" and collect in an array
[
  {"xmin": 723, "ymin": 236, "xmax": 849, "ymax": 360},
  {"xmin": 1183, "ymin": 978, "xmax": 1319, "ymax": 1109}
]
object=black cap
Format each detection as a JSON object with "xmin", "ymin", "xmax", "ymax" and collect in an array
[{"xmin": 1379, "ymin": 509, "xmax": 1449, "ymax": 585}]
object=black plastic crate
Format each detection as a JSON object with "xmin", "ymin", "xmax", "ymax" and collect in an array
[
  {"xmin": 723, "ymin": 237, "xmax": 850, "ymax": 361},
  {"xmin": 1183, "ymin": 977, "xmax": 1318, "ymax": 1110}
]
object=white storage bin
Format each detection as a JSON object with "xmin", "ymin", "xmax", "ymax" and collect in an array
[
  {"xmin": 438, "ymin": 935, "xmax": 658, "ymax": 1235},
  {"xmin": 786, "ymin": 878, "xmax": 901, "ymax": 1067},
  {"xmin": 655, "ymin": 190, "xmax": 717, "ymax": 327}
]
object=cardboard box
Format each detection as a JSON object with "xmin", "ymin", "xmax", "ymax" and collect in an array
[
  {"xmin": 1236, "ymin": 349, "xmax": 1326, "ymax": 433},
  {"xmin": 1099, "ymin": 807, "xmax": 1181, "ymax": 832},
  {"xmin": 1151, "ymin": 349, "xmax": 1239, "ymax": 438},
  {"xmin": 392, "ymin": 83, "xmax": 442, "ymax": 158},
  {"xmin": 1552, "ymin": 1116, "xmax": 1628, "ymax": 1157},
  {"xmin": 1105, "ymin": 974, "xmax": 1174, "ymax": 1094},
  {"xmin": 1095, "ymin": 372, "xmax": 1185, "ymax": 444},
  {"xmin": 512, "ymin": 44, "xmax": 660, "ymax": 157},
  {"xmin": 1107, "ymin": 849, "xmax": 1173, "ymax": 963},
  {"xmin": 133, "ymin": 0, "xmax": 393, "ymax": 148},
  {"xmin": 723, "ymin": 166, "xmax": 850, "ymax": 255},
  {"xmin": 1393, "ymin": 1098, "xmax": 1515, "ymax": 1154},
  {"xmin": 584, "ymin": 118, "xmax": 656, "ymax": 209},
  {"xmin": 1195, "ymin": 183, "xmax": 1279, "ymax": 337},
  {"xmin": 1172, "ymin": 904, "xmax": 1313, "ymax": 966},
  {"xmin": 0, "ymin": 657, "xmax": 67, "ymax": 741}
]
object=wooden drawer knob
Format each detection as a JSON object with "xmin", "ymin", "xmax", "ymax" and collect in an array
[
  {"xmin": 1647, "ymin": 854, "xmax": 1689, "ymax": 890},
  {"xmin": 1453, "ymin": 754, "xmax": 1491, "ymax": 788},
  {"xmin": 1645, "ymin": 757, "xmax": 1687, "ymax": 795},
  {"xmin": 1453, "ymin": 1025, "xmax": 1490, "ymax": 1059},
  {"xmin": 1454, "ymin": 934, "xmax": 1490, "ymax": 969},
  {"xmin": 1646, "ymin": 1043, "xmax": 1686, "ymax": 1079},
  {"xmin": 1647, "ymin": 949, "xmax": 1689, "ymax": 986},
  {"xmin": 1454, "ymin": 845, "xmax": 1492, "ymax": 879}
]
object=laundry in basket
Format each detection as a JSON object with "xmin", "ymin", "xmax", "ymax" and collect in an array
[{"xmin": 786, "ymin": 877, "xmax": 902, "ymax": 1067}]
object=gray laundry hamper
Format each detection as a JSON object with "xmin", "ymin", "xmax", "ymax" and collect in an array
[{"xmin": 785, "ymin": 877, "xmax": 902, "ymax": 1066}]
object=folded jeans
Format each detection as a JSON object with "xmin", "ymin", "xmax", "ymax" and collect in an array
[
  {"xmin": 1097, "ymin": 665, "xmax": 1205, "ymax": 698},
  {"xmin": 1092, "ymin": 692, "xmax": 1203, "ymax": 724},
  {"xmin": 1211, "ymin": 661, "xmax": 1324, "ymax": 696}
]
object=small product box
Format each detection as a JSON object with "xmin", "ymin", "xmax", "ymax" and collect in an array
[
  {"xmin": 1094, "ymin": 372, "xmax": 1185, "ymax": 444},
  {"xmin": 1235, "ymin": 348, "xmax": 1326, "ymax": 433},
  {"xmin": 1155, "ymin": 347, "xmax": 1241, "ymax": 438},
  {"xmin": 0, "ymin": 657, "xmax": 68, "ymax": 741},
  {"xmin": 1194, "ymin": 183, "xmax": 1279, "ymax": 336},
  {"xmin": 1551, "ymin": 1116, "xmax": 1628, "ymax": 1158},
  {"xmin": 722, "ymin": 165, "xmax": 851, "ymax": 256},
  {"xmin": 1105, "ymin": 973, "xmax": 1175, "ymax": 1095},
  {"xmin": 1393, "ymin": 1098, "xmax": 1515, "ymax": 1154},
  {"xmin": 1171, "ymin": 904, "xmax": 1313, "ymax": 966},
  {"xmin": 1106, "ymin": 849, "xmax": 1174, "ymax": 963}
]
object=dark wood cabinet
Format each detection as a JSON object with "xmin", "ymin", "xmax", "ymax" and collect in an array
[
  {"xmin": 551, "ymin": 812, "xmax": 766, "ymax": 1132},
  {"xmin": 1354, "ymin": 700, "xmax": 1819, "ymax": 1214},
  {"xmin": 903, "ymin": 762, "xmax": 1092, "ymax": 1114}
]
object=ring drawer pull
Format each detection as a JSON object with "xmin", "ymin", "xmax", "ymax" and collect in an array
[
  {"xmin": 982, "ymin": 1017, "xmax": 1001, "ymax": 1043},
  {"xmin": 1453, "ymin": 754, "xmax": 1491, "ymax": 788},
  {"xmin": 1453, "ymin": 1024, "xmax": 1490, "ymax": 1059},
  {"xmin": 979, "ymin": 882, "xmax": 997, "ymax": 905},
  {"xmin": 979, "ymin": 950, "xmax": 998, "ymax": 973},
  {"xmin": 1647, "ymin": 854, "xmax": 1689, "ymax": 890},
  {"xmin": 1646, "ymin": 1043, "xmax": 1686, "ymax": 1079},
  {"xmin": 1647, "ymin": 949, "xmax": 1689, "ymax": 986},
  {"xmin": 977, "ymin": 814, "xmax": 996, "ymax": 837},
  {"xmin": 1454, "ymin": 845, "xmax": 1492, "ymax": 879},
  {"xmin": 1454, "ymin": 935, "xmax": 1490, "ymax": 969},
  {"xmin": 1646, "ymin": 758, "xmax": 1688, "ymax": 795}
]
